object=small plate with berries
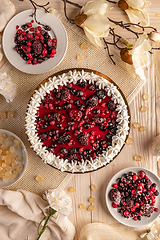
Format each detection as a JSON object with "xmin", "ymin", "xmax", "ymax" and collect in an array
[
  {"xmin": 2, "ymin": 9, "xmax": 67, "ymax": 74},
  {"xmin": 106, "ymin": 167, "xmax": 160, "ymax": 227}
]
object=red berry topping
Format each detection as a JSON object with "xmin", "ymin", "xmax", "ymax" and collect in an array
[
  {"xmin": 132, "ymin": 174, "xmax": 138, "ymax": 181},
  {"xmin": 27, "ymin": 22, "xmax": 32, "ymax": 28},
  {"xmin": 69, "ymin": 109, "xmax": 82, "ymax": 121},
  {"xmin": 112, "ymin": 203, "xmax": 117, "ymax": 208},
  {"xmin": 112, "ymin": 183, "xmax": 118, "ymax": 188},
  {"xmin": 124, "ymin": 210, "xmax": 129, "ymax": 216}
]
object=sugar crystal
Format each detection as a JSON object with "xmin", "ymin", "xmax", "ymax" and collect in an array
[
  {"xmin": 91, "ymin": 184, "xmax": 97, "ymax": 191},
  {"xmin": 89, "ymin": 197, "xmax": 96, "ymax": 203},
  {"xmin": 134, "ymin": 155, "xmax": 141, "ymax": 161},
  {"xmin": 69, "ymin": 187, "xmax": 76, "ymax": 193},
  {"xmin": 79, "ymin": 203, "xmax": 85, "ymax": 209},
  {"xmin": 126, "ymin": 137, "xmax": 133, "ymax": 145},
  {"xmin": 133, "ymin": 122, "xmax": 140, "ymax": 129},
  {"xmin": 143, "ymin": 94, "xmax": 149, "ymax": 100},
  {"xmin": 36, "ymin": 175, "xmax": 43, "ymax": 183},
  {"xmin": 7, "ymin": 111, "xmax": 14, "ymax": 119},
  {"xmin": 88, "ymin": 205, "xmax": 95, "ymax": 211},
  {"xmin": 0, "ymin": 112, "xmax": 6, "ymax": 119}
]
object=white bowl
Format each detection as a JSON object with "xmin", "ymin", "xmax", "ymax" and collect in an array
[
  {"xmin": 0, "ymin": 129, "xmax": 28, "ymax": 188},
  {"xmin": 2, "ymin": 9, "xmax": 68, "ymax": 74},
  {"xmin": 106, "ymin": 167, "xmax": 160, "ymax": 227}
]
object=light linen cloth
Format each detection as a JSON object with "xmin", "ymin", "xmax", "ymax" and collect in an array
[
  {"xmin": 0, "ymin": 189, "xmax": 75, "ymax": 240},
  {"xmin": 0, "ymin": 0, "xmax": 16, "ymax": 32},
  {"xmin": 78, "ymin": 220, "xmax": 160, "ymax": 240}
]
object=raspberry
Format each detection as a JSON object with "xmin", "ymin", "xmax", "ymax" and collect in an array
[
  {"xmin": 57, "ymin": 132, "xmax": 71, "ymax": 144},
  {"xmin": 61, "ymin": 88, "xmax": 71, "ymax": 102},
  {"xmin": 86, "ymin": 95, "xmax": 98, "ymax": 108},
  {"xmin": 78, "ymin": 133, "xmax": 88, "ymax": 146},
  {"xmin": 32, "ymin": 40, "xmax": 42, "ymax": 55},
  {"xmin": 26, "ymin": 32, "xmax": 33, "ymax": 40},
  {"xmin": 112, "ymin": 183, "xmax": 118, "ymax": 188},
  {"xmin": 96, "ymin": 89, "xmax": 106, "ymax": 99},
  {"xmin": 141, "ymin": 204, "xmax": 153, "ymax": 217},
  {"xmin": 109, "ymin": 189, "xmax": 121, "ymax": 205},
  {"xmin": 69, "ymin": 109, "xmax": 82, "ymax": 121}
]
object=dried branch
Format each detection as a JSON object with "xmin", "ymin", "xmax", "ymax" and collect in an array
[{"xmin": 103, "ymin": 38, "xmax": 116, "ymax": 65}]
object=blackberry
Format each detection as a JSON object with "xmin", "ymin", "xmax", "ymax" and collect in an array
[
  {"xmin": 68, "ymin": 120, "xmax": 75, "ymax": 126},
  {"xmin": 52, "ymin": 112, "xmax": 60, "ymax": 121},
  {"xmin": 77, "ymin": 79, "xmax": 87, "ymax": 87},
  {"xmin": 107, "ymin": 100, "xmax": 116, "ymax": 110},
  {"xmin": 88, "ymin": 84, "xmax": 96, "ymax": 91},
  {"xmin": 57, "ymin": 132, "xmax": 71, "ymax": 144},
  {"xmin": 86, "ymin": 95, "xmax": 98, "ymax": 108},
  {"xmin": 68, "ymin": 154, "xmax": 78, "ymax": 161},
  {"xmin": 96, "ymin": 89, "xmax": 106, "ymax": 99},
  {"xmin": 92, "ymin": 116, "xmax": 104, "ymax": 125},
  {"xmin": 141, "ymin": 204, "xmax": 153, "ymax": 217},
  {"xmin": 61, "ymin": 88, "xmax": 71, "ymax": 101},
  {"xmin": 65, "ymin": 126, "xmax": 71, "ymax": 132},
  {"xmin": 32, "ymin": 40, "xmax": 42, "ymax": 55},
  {"xmin": 52, "ymin": 129, "xmax": 59, "ymax": 135},
  {"xmin": 69, "ymin": 148, "xmax": 77, "ymax": 154},
  {"xmin": 60, "ymin": 148, "xmax": 68, "ymax": 156},
  {"xmin": 78, "ymin": 132, "xmax": 88, "ymax": 146}
]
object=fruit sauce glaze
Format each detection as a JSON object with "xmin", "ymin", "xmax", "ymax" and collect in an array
[
  {"xmin": 25, "ymin": 70, "xmax": 130, "ymax": 173},
  {"xmin": 109, "ymin": 170, "xmax": 159, "ymax": 221},
  {"xmin": 14, "ymin": 20, "xmax": 57, "ymax": 65}
]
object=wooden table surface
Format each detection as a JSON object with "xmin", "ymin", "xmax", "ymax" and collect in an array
[{"xmin": 8, "ymin": 0, "xmax": 160, "ymax": 239}]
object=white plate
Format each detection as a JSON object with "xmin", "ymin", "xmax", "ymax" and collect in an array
[
  {"xmin": 2, "ymin": 9, "xmax": 68, "ymax": 74},
  {"xmin": 0, "ymin": 129, "xmax": 28, "ymax": 188},
  {"xmin": 106, "ymin": 167, "xmax": 160, "ymax": 227}
]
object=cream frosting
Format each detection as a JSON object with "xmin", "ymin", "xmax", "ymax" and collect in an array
[{"xmin": 25, "ymin": 70, "xmax": 130, "ymax": 173}]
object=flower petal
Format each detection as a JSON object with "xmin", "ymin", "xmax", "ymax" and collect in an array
[
  {"xmin": 83, "ymin": 26, "xmax": 102, "ymax": 47},
  {"xmin": 130, "ymin": 34, "xmax": 151, "ymax": 55},
  {"xmin": 81, "ymin": 14, "xmax": 110, "ymax": 35},
  {"xmin": 132, "ymin": 55, "xmax": 147, "ymax": 80},
  {"xmin": 126, "ymin": 0, "xmax": 149, "ymax": 9},
  {"xmin": 81, "ymin": 0, "xmax": 110, "ymax": 16},
  {"xmin": 149, "ymin": 31, "xmax": 160, "ymax": 42},
  {"xmin": 125, "ymin": 8, "xmax": 149, "ymax": 26}
]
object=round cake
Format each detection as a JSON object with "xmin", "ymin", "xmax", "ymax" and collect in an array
[{"xmin": 25, "ymin": 69, "xmax": 130, "ymax": 173}]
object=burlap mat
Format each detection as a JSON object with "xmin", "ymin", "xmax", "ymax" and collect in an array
[{"xmin": 0, "ymin": 8, "xmax": 148, "ymax": 195}]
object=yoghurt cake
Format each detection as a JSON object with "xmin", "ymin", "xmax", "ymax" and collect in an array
[{"xmin": 25, "ymin": 70, "xmax": 130, "ymax": 173}]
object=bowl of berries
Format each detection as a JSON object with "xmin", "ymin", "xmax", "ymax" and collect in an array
[
  {"xmin": 106, "ymin": 167, "xmax": 160, "ymax": 227},
  {"xmin": 2, "ymin": 9, "xmax": 67, "ymax": 74}
]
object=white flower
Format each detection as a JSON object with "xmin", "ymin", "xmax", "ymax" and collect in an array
[
  {"xmin": 125, "ymin": 33, "xmax": 151, "ymax": 80},
  {"xmin": 118, "ymin": 0, "xmax": 150, "ymax": 26},
  {"xmin": 44, "ymin": 189, "xmax": 72, "ymax": 217},
  {"xmin": 78, "ymin": 0, "xmax": 111, "ymax": 47},
  {"xmin": 149, "ymin": 31, "xmax": 160, "ymax": 42},
  {"xmin": 0, "ymin": 72, "xmax": 17, "ymax": 103}
]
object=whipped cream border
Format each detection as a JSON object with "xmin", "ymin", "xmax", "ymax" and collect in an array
[{"xmin": 25, "ymin": 70, "xmax": 130, "ymax": 173}]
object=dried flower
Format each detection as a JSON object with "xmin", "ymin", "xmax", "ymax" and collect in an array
[
  {"xmin": 0, "ymin": 72, "xmax": 17, "ymax": 103},
  {"xmin": 123, "ymin": 33, "xmax": 151, "ymax": 80},
  {"xmin": 118, "ymin": 0, "xmax": 150, "ymax": 26},
  {"xmin": 34, "ymin": 189, "xmax": 72, "ymax": 240},
  {"xmin": 140, "ymin": 229, "xmax": 159, "ymax": 240},
  {"xmin": 149, "ymin": 31, "xmax": 160, "ymax": 42},
  {"xmin": 77, "ymin": 0, "xmax": 111, "ymax": 47}
]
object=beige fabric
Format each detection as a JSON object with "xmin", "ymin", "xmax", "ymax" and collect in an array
[
  {"xmin": 0, "ymin": 7, "xmax": 149, "ymax": 194},
  {"xmin": 78, "ymin": 219, "xmax": 160, "ymax": 240},
  {"xmin": 0, "ymin": 189, "xmax": 75, "ymax": 240},
  {"xmin": 0, "ymin": 0, "xmax": 16, "ymax": 32}
]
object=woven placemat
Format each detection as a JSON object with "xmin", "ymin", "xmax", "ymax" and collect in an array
[{"xmin": 0, "ymin": 8, "xmax": 148, "ymax": 195}]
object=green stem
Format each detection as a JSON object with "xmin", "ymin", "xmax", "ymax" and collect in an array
[{"xmin": 36, "ymin": 207, "xmax": 57, "ymax": 240}]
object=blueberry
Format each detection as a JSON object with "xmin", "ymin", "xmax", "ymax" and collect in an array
[
  {"xmin": 57, "ymin": 123, "xmax": 62, "ymax": 128},
  {"xmin": 70, "ymin": 89, "xmax": 76, "ymax": 94},
  {"xmin": 83, "ymin": 123, "xmax": 89, "ymax": 129},
  {"xmin": 55, "ymin": 105, "xmax": 61, "ymax": 110},
  {"xmin": 93, "ymin": 108, "xmax": 100, "ymax": 115},
  {"xmin": 74, "ymin": 100, "xmax": 80, "ymax": 106},
  {"xmin": 76, "ymin": 90, "xmax": 83, "ymax": 97}
]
